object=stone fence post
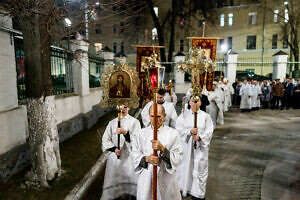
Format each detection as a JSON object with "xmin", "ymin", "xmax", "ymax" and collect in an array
[
  {"xmin": 273, "ymin": 51, "xmax": 288, "ymax": 82},
  {"xmin": 70, "ymin": 38, "xmax": 90, "ymax": 97},
  {"xmin": 225, "ymin": 49, "xmax": 238, "ymax": 83}
]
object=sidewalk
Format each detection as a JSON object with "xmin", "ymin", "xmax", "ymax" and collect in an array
[{"xmin": 0, "ymin": 111, "xmax": 116, "ymax": 200}]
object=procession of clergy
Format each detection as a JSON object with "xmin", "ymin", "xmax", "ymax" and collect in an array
[{"xmin": 100, "ymin": 79, "xmax": 235, "ymax": 200}]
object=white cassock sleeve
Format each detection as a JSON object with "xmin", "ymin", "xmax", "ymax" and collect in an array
[
  {"xmin": 102, "ymin": 121, "xmax": 115, "ymax": 152},
  {"xmin": 163, "ymin": 130, "xmax": 183, "ymax": 175},
  {"xmin": 141, "ymin": 102, "xmax": 152, "ymax": 127},
  {"xmin": 132, "ymin": 131, "xmax": 145, "ymax": 175},
  {"xmin": 125, "ymin": 118, "xmax": 142, "ymax": 152},
  {"xmin": 198, "ymin": 115, "xmax": 214, "ymax": 148}
]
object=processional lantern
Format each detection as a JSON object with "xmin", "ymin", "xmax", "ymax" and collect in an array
[
  {"xmin": 132, "ymin": 45, "xmax": 165, "ymax": 100},
  {"xmin": 144, "ymin": 49, "xmax": 165, "ymax": 200}
]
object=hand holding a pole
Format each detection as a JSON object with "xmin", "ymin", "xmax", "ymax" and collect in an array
[{"xmin": 116, "ymin": 127, "xmax": 128, "ymax": 135}]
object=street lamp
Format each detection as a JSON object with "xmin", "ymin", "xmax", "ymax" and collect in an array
[
  {"xmin": 144, "ymin": 50, "xmax": 165, "ymax": 200},
  {"xmin": 64, "ymin": 18, "xmax": 72, "ymax": 27}
]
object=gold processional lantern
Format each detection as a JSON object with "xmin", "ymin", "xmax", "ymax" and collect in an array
[{"xmin": 144, "ymin": 50, "xmax": 165, "ymax": 200}]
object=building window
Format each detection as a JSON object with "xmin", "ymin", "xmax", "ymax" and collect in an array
[
  {"xmin": 113, "ymin": 42, "xmax": 117, "ymax": 53},
  {"xmin": 283, "ymin": 36, "xmax": 288, "ymax": 48},
  {"xmin": 180, "ymin": 40, "xmax": 184, "ymax": 52},
  {"xmin": 154, "ymin": 7, "xmax": 158, "ymax": 17},
  {"xmin": 112, "ymin": 24, "xmax": 116, "ymax": 33},
  {"xmin": 284, "ymin": 8, "xmax": 289, "ymax": 23},
  {"xmin": 120, "ymin": 22, "xmax": 124, "ymax": 33},
  {"xmin": 95, "ymin": 23, "xmax": 101, "ymax": 34},
  {"xmin": 112, "ymin": 5, "xmax": 116, "ymax": 11},
  {"xmin": 220, "ymin": 14, "xmax": 225, "ymax": 27},
  {"xmin": 152, "ymin": 28, "xmax": 157, "ymax": 40},
  {"xmin": 219, "ymin": 39, "xmax": 225, "ymax": 50},
  {"xmin": 230, "ymin": 0, "xmax": 234, "ymax": 6},
  {"xmin": 274, "ymin": 10, "xmax": 279, "ymax": 23},
  {"xmin": 96, "ymin": 63, "xmax": 100, "ymax": 74},
  {"xmin": 120, "ymin": 42, "xmax": 124, "ymax": 52},
  {"xmin": 228, "ymin": 13, "xmax": 233, "ymax": 26},
  {"xmin": 227, "ymin": 37, "xmax": 232, "ymax": 50},
  {"xmin": 246, "ymin": 35, "xmax": 256, "ymax": 49},
  {"xmin": 272, "ymin": 34, "xmax": 278, "ymax": 49},
  {"xmin": 248, "ymin": 12, "xmax": 257, "ymax": 25}
]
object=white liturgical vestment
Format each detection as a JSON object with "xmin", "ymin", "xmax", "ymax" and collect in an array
[
  {"xmin": 239, "ymin": 83, "xmax": 253, "ymax": 109},
  {"xmin": 101, "ymin": 114, "xmax": 141, "ymax": 200},
  {"xmin": 176, "ymin": 109, "xmax": 214, "ymax": 199},
  {"xmin": 132, "ymin": 125, "xmax": 183, "ymax": 200},
  {"xmin": 141, "ymin": 101, "xmax": 177, "ymax": 128},
  {"xmin": 251, "ymin": 84, "xmax": 262, "ymax": 108},
  {"xmin": 164, "ymin": 89, "xmax": 178, "ymax": 107},
  {"xmin": 207, "ymin": 90, "xmax": 224, "ymax": 127}
]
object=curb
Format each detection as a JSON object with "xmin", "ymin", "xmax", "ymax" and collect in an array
[{"xmin": 64, "ymin": 153, "xmax": 108, "ymax": 200}]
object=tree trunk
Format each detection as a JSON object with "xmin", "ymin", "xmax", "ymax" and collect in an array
[
  {"xmin": 147, "ymin": 0, "xmax": 167, "ymax": 63},
  {"xmin": 167, "ymin": 0, "xmax": 177, "ymax": 64},
  {"xmin": 20, "ymin": 12, "xmax": 62, "ymax": 187}
]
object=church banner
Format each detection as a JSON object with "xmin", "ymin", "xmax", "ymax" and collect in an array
[{"xmin": 133, "ymin": 45, "xmax": 164, "ymax": 99}]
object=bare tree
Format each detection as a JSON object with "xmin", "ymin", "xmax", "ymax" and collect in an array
[
  {"xmin": 146, "ymin": 0, "xmax": 225, "ymax": 72},
  {"xmin": 264, "ymin": 0, "xmax": 300, "ymax": 78}
]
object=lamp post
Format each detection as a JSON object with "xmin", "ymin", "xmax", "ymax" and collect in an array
[{"xmin": 144, "ymin": 50, "xmax": 165, "ymax": 200}]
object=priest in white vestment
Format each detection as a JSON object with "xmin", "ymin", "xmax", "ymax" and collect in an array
[
  {"xmin": 207, "ymin": 83, "xmax": 224, "ymax": 127},
  {"xmin": 251, "ymin": 81, "xmax": 262, "ymax": 110},
  {"xmin": 239, "ymin": 79, "xmax": 253, "ymax": 112},
  {"xmin": 222, "ymin": 79, "xmax": 234, "ymax": 112},
  {"xmin": 141, "ymin": 89, "xmax": 177, "ymax": 128},
  {"xmin": 132, "ymin": 104, "xmax": 183, "ymax": 200},
  {"xmin": 101, "ymin": 105, "xmax": 141, "ymax": 200},
  {"xmin": 176, "ymin": 97, "xmax": 214, "ymax": 200},
  {"xmin": 216, "ymin": 82, "xmax": 225, "ymax": 113},
  {"xmin": 164, "ymin": 85, "xmax": 178, "ymax": 107}
]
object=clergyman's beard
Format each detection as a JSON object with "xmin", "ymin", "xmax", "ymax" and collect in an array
[{"xmin": 158, "ymin": 101, "xmax": 165, "ymax": 105}]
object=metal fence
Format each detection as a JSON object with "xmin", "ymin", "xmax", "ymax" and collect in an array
[
  {"xmin": 88, "ymin": 53, "xmax": 104, "ymax": 88},
  {"xmin": 14, "ymin": 37, "xmax": 106, "ymax": 100}
]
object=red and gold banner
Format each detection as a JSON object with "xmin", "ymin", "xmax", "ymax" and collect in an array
[{"xmin": 133, "ymin": 45, "xmax": 164, "ymax": 99}]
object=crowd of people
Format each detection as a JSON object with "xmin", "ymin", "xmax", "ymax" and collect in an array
[
  {"xmin": 232, "ymin": 78, "xmax": 300, "ymax": 111},
  {"xmin": 99, "ymin": 77, "xmax": 300, "ymax": 200},
  {"xmin": 101, "ymin": 86, "xmax": 216, "ymax": 200}
]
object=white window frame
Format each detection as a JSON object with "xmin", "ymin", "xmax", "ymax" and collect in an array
[
  {"xmin": 274, "ymin": 10, "xmax": 279, "ymax": 23},
  {"xmin": 228, "ymin": 13, "xmax": 233, "ymax": 26},
  {"xmin": 248, "ymin": 12, "xmax": 257, "ymax": 25},
  {"xmin": 284, "ymin": 8, "xmax": 289, "ymax": 23},
  {"xmin": 220, "ymin": 14, "xmax": 225, "ymax": 27}
]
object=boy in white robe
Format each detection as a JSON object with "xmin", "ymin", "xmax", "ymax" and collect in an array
[
  {"xmin": 207, "ymin": 83, "xmax": 224, "ymax": 127},
  {"xmin": 132, "ymin": 104, "xmax": 183, "ymax": 200},
  {"xmin": 101, "ymin": 105, "xmax": 141, "ymax": 200},
  {"xmin": 239, "ymin": 79, "xmax": 253, "ymax": 112},
  {"xmin": 141, "ymin": 89, "xmax": 177, "ymax": 128},
  {"xmin": 176, "ymin": 97, "xmax": 214, "ymax": 200},
  {"xmin": 222, "ymin": 79, "xmax": 234, "ymax": 112},
  {"xmin": 251, "ymin": 80, "xmax": 262, "ymax": 110}
]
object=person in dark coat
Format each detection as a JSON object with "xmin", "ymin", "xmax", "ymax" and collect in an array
[
  {"xmin": 293, "ymin": 79, "xmax": 300, "ymax": 109},
  {"xmin": 282, "ymin": 78, "xmax": 294, "ymax": 109}
]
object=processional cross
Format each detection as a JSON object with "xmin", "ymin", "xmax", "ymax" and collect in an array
[{"xmin": 177, "ymin": 46, "xmax": 215, "ymax": 148}]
